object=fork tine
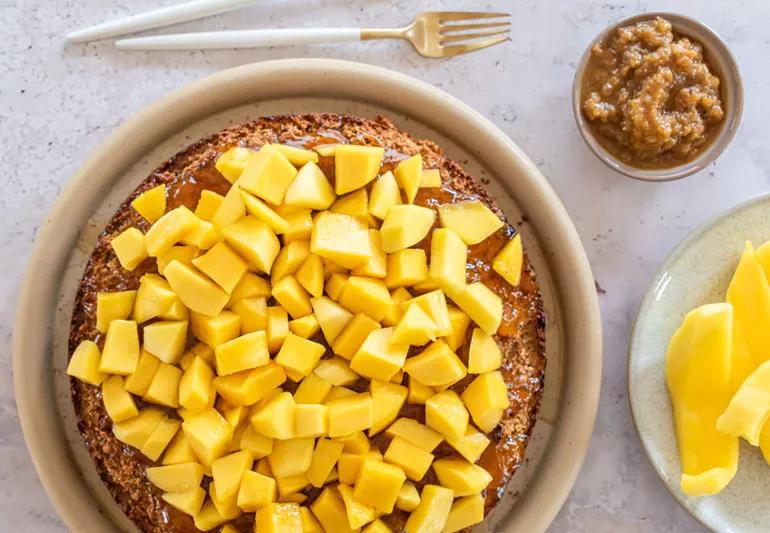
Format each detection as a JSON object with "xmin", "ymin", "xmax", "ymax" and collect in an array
[
  {"xmin": 441, "ymin": 30, "xmax": 509, "ymax": 44},
  {"xmin": 435, "ymin": 11, "xmax": 510, "ymax": 22},
  {"xmin": 440, "ymin": 22, "xmax": 511, "ymax": 33},
  {"xmin": 440, "ymin": 35, "xmax": 510, "ymax": 57}
]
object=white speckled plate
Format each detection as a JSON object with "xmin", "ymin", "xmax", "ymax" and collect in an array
[{"xmin": 629, "ymin": 193, "xmax": 770, "ymax": 533}]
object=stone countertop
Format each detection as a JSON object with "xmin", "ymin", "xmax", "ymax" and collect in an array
[{"xmin": 2, "ymin": 0, "xmax": 766, "ymax": 530}]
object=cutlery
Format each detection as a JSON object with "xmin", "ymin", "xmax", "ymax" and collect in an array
[{"xmin": 115, "ymin": 11, "xmax": 511, "ymax": 57}]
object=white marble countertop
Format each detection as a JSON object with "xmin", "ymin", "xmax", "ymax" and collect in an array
[{"xmin": 3, "ymin": 0, "xmax": 768, "ymax": 530}]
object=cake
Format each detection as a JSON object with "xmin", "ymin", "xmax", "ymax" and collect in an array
[{"xmin": 67, "ymin": 113, "xmax": 546, "ymax": 532}]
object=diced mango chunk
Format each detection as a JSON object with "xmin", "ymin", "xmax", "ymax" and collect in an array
[
  {"xmin": 111, "ymin": 227, "xmax": 148, "ymax": 271},
  {"xmin": 145, "ymin": 206, "xmax": 198, "ymax": 257},
  {"xmin": 338, "ymin": 276, "xmax": 393, "ymax": 322},
  {"xmin": 429, "ymin": 228, "xmax": 466, "ymax": 295},
  {"xmin": 380, "ymin": 205, "xmax": 435, "ymax": 253},
  {"xmin": 131, "ymin": 184, "xmax": 166, "ymax": 223},
  {"xmin": 394, "ymin": 154, "xmax": 422, "ymax": 204},
  {"xmin": 133, "ymin": 274, "xmax": 176, "ymax": 323},
  {"xmin": 334, "ymin": 144, "xmax": 384, "ymax": 195},
  {"xmin": 307, "ymin": 438, "xmax": 345, "ymax": 487},
  {"xmin": 385, "ymin": 436, "xmax": 434, "ymax": 481},
  {"xmin": 438, "ymin": 200, "xmax": 503, "ymax": 245},
  {"xmin": 238, "ymin": 144, "xmax": 298, "ymax": 205},
  {"xmin": 99, "ymin": 319, "xmax": 140, "ymax": 375},
  {"xmin": 112, "ymin": 408, "xmax": 164, "ymax": 449},
  {"xmin": 392, "ymin": 302, "xmax": 437, "ymax": 346},
  {"xmin": 445, "ymin": 425, "xmax": 490, "ymax": 463},
  {"xmin": 404, "ymin": 484, "xmax": 454, "ymax": 533},
  {"xmin": 431, "ymin": 457, "xmax": 493, "ymax": 496},
  {"xmin": 273, "ymin": 275, "xmax": 313, "ymax": 319},
  {"xmin": 338, "ymin": 483, "xmax": 377, "ymax": 529},
  {"xmin": 420, "ymin": 168, "xmax": 441, "ymax": 188},
  {"xmin": 193, "ymin": 499, "xmax": 228, "ymax": 531},
  {"xmin": 450, "ymin": 282, "xmax": 502, "ymax": 336},
  {"xmin": 251, "ymin": 391, "xmax": 297, "ymax": 440},
  {"xmin": 312, "ymin": 296, "xmax": 354, "ymax": 345},
  {"xmin": 143, "ymin": 320, "xmax": 188, "ymax": 364},
  {"xmin": 102, "ymin": 375, "xmax": 139, "ymax": 422},
  {"xmin": 295, "ymin": 403, "xmax": 328, "ymax": 438},
  {"xmin": 333, "ymin": 313, "xmax": 381, "ymax": 360},
  {"xmin": 276, "ymin": 332, "xmax": 326, "ymax": 379},
  {"xmin": 311, "ymin": 212, "xmax": 372, "ymax": 269},
  {"xmin": 284, "ymin": 161, "xmax": 336, "ymax": 209},
  {"xmin": 397, "ymin": 481, "xmax": 421, "ymax": 512},
  {"xmin": 195, "ymin": 190, "xmax": 225, "ymax": 221},
  {"xmin": 404, "ymin": 341, "xmax": 466, "ymax": 388},
  {"xmin": 350, "ymin": 328, "xmax": 408, "ymax": 382},
  {"xmin": 143, "ymin": 362, "xmax": 183, "ymax": 408},
  {"xmin": 67, "ymin": 340, "xmax": 106, "ymax": 386},
  {"xmin": 354, "ymin": 458, "xmax": 406, "ymax": 514},
  {"xmin": 162, "ymin": 487, "xmax": 206, "ymax": 518},
  {"xmin": 222, "ymin": 216, "xmax": 281, "ymax": 275},
  {"xmin": 215, "ymin": 331, "xmax": 270, "ymax": 376},
  {"xmin": 461, "ymin": 371, "xmax": 508, "ymax": 433},
  {"xmin": 179, "ymin": 356, "xmax": 215, "ymax": 412},
  {"xmin": 230, "ymin": 296, "xmax": 267, "ymax": 334},
  {"xmin": 443, "ymin": 493, "xmax": 484, "ymax": 533},
  {"xmin": 191, "ymin": 241, "xmax": 247, "ymax": 293},
  {"xmin": 369, "ymin": 171, "xmax": 402, "ymax": 220},
  {"xmin": 369, "ymin": 381, "xmax": 408, "ymax": 436},
  {"xmin": 269, "ymin": 437, "xmax": 315, "ymax": 478},
  {"xmin": 407, "ymin": 376, "xmax": 434, "ymax": 406},
  {"xmin": 493, "ymin": 233, "xmax": 523, "ymax": 286},
  {"xmin": 164, "ymin": 260, "xmax": 229, "ymax": 317},
  {"xmin": 296, "ymin": 254, "xmax": 325, "ymax": 298},
  {"xmin": 191, "ymin": 310, "xmax": 242, "ymax": 348},
  {"xmin": 425, "ymin": 390, "xmax": 468, "ymax": 440},
  {"xmin": 311, "ymin": 487, "xmax": 358, "ymax": 533},
  {"xmin": 467, "ymin": 327, "xmax": 501, "ymax": 373},
  {"xmin": 255, "ymin": 502, "xmax": 303, "ymax": 533},
  {"xmin": 237, "ymin": 470, "xmax": 277, "ymax": 511},
  {"xmin": 241, "ymin": 190, "xmax": 291, "ymax": 234},
  {"xmin": 385, "ymin": 418, "xmax": 443, "ymax": 452},
  {"xmin": 146, "ymin": 462, "xmax": 205, "ymax": 493},
  {"xmin": 267, "ymin": 306, "xmax": 290, "ymax": 353},
  {"xmin": 332, "ymin": 188, "xmax": 369, "ymax": 219},
  {"xmin": 327, "ymin": 393, "xmax": 374, "ymax": 437},
  {"xmin": 183, "ymin": 409, "xmax": 234, "ymax": 466},
  {"xmin": 385, "ymin": 249, "xmax": 428, "ymax": 289},
  {"xmin": 212, "ymin": 449, "xmax": 253, "ymax": 500},
  {"xmin": 95, "ymin": 290, "xmax": 137, "ymax": 333},
  {"xmin": 352, "ymin": 230, "xmax": 387, "ymax": 279},
  {"xmin": 215, "ymin": 146, "xmax": 255, "ymax": 183}
]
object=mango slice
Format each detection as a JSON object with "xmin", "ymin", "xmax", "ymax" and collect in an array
[
  {"xmin": 666, "ymin": 302, "xmax": 738, "ymax": 496},
  {"xmin": 726, "ymin": 242, "xmax": 770, "ymax": 390},
  {"xmin": 718, "ymin": 360, "xmax": 770, "ymax": 445}
]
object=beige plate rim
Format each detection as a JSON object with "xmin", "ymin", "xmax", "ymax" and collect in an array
[{"xmin": 12, "ymin": 58, "xmax": 601, "ymax": 532}]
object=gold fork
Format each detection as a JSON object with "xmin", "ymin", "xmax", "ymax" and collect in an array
[{"xmin": 115, "ymin": 11, "xmax": 511, "ymax": 57}]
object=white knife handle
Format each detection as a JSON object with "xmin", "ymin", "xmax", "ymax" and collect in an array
[{"xmin": 115, "ymin": 28, "xmax": 363, "ymax": 50}]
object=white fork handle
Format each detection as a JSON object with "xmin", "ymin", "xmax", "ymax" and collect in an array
[{"xmin": 115, "ymin": 28, "xmax": 362, "ymax": 50}]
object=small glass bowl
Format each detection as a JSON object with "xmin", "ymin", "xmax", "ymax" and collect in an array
[{"xmin": 572, "ymin": 12, "xmax": 743, "ymax": 181}]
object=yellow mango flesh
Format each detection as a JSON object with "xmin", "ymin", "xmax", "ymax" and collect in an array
[
  {"xmin": 164, "ymin": 260, "xmax": 229, "ymax": 317},
  {"xmin": 131, "ymin": 184, "xmax": 166, "ymax": 223},
  {"xmin": 368, "ymin": 171, "xmax": 402, "ymax": 220},
  {"xmin": 311, "ymin": 212, "xmax": 372, "ymax": 269},
  {"xmin": 717, "ymin": 360, "xmax": 770, "ymax": 445},
  {"xmin": 394, "ymin": 154, "xmax": 422, "ymax": 204},
  {"xmin": 66, "ymin": 340, "xmax": 106, "ymax": 386},
  {"xmin": 666, "ymin": 302, "xmax": 738, "ymax": 496},
  {"xmin": 437, "ymin": 201, "xmax": 503, "ymax": 245},
  {"xmin": 334, "ymin": 144, "xmax": 384, "ymax": 195},
  {"xmin": 110, "ymin": 227, "xmax": 148, "ymax": 271},
  {"xmin": 726, "ymin": 242, "xmax": 770, "ymax": 390},
  {"xmin": 350, "ymin": 328, "xmax": 409, "ymax": 382},
  {"xmin": 403, "ymin": 484, "xmax": 453, "ymax": 533},
  {"xmin": 238, "ymin": 144, "xmax": 297, "ymax": 205},
  {"xmin": 284, "ymin": 161, "xmax": 336, "ymax": 210},
  {"xmin": 380, "ymin": 205, "xmax": 435, "ymax": 253},
  {"xmin": 493, "ymin": 233, "xmax": 523, "ymax": 287},
  {"xmin": 95, "ymin": 290, "xmax": 137, "ymax": 333}
]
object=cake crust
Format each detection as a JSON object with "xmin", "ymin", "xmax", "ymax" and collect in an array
[{"xmin": 68, "ymin": 113, "xmax": 545, "ymax": 532}]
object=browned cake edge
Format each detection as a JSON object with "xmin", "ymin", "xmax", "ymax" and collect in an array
[{"xmin": 67, "ymin": 113, "xmax": 546, "ymax": 533}]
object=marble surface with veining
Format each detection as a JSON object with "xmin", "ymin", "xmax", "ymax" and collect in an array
[{"xmin": 2, "ymin": 0, "xmax": 768, "ymax": 530}]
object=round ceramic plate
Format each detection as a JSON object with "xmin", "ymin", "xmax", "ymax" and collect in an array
[
  {"xmin": 13, "ymin": 59, "xmax": 601, "ymax": 533},
  {"xmin": 630, "ymin": 193, "xmax": 770, "ymax": 532}
]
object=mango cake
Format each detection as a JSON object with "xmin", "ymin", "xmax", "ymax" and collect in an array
[{"xmin": 67, "ymin": 113, "xmax": 546, "ymax": 532}]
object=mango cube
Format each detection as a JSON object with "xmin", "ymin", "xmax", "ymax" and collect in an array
[
  {"xmin": 325, "ymin": 273, "xmax": 349, "ymax": 301},
  {"xmin": 165, "ymin": 260, "xmax": 229, "ymax": 317},
  {"xmin": 255, "ymin": 502, "xmax": 303, "ymax": 533},
  {"xmin": 195, "ymin": 190, "xmax": 225, "ymax": 221},
  {"xmin": 271, "ymin": 241, "xmax": 310, "ymax": 286},
  {"xmin": 438, "ymin": 200, "xmax": 503, "ymax": 245},
  {"xmin": 332, "ymin": 313, "xmax": 381, "ymax": 360},
  {"xmin": 282, "ymin": 210, "xmax": 314, "ymax": 243},
  {"xmin": 272, "ymin": 275, "xmax": 313, "ymax": 319},
  {"xmin": 209, "ymin": 481, "xmax": 242, "ymax": 520},
  {"xmin": 162, "ymin": 487, "xmax": 206, "ymax": 518},
  {"xmin": 179, "ymin": 356, "xmax": 215, "ymax": 411},
  {"xmin": 157, "ymin": 245, "xmax": 198, "ymax": 275},
  {"xmin": 67, "ymin": 340, "xmax": 106, "ymax": 386},
  {"xmin": 271, "ymin": 143, "xmax": 317, "ymax": 165},
  {"xmin": 95, "ymin": 290, "xmax": 137, "ymax": 333},
  {"xmin": 450, "ymin": 282, "xmax": 502, "ymax": 336},
  {"xmin": 112, "ymin": 408, "xmax": 164, "ymax": 448},
  {"xmin": 445, "ymin": 425, "xmax": 490, "ymax": 463},
  {"xmin": 352, "ymin": 230, "xmax": 387, "ymax": 279},
  {"xmin": 391, "ymin": 303, "xmax": 437, "ymax": 346},
  {"xmin": 143, "ymin": 320, "xmax": 188, "ymax": 364},
  {"xmin": 215, "ymin": 331, "xmax": 269, "ymax": 376},
  {"xmin": 238, "ymin": 424, "xmax": 274, "ymax": 458},
  {"xmin": 161, "ymin": 296, "xmax": 190, "ymax": 321},
  {"xmin": 237, "ymin": 470, "xmax": 277, "ymax": 511},
  {"xmin": 369, "ymin": 171, "xmax": 402, "ymax": 220},
  {"xmin": 369, "ymin": 381, "xmax": 408, "ymax": 436},
  {"xmin": 274, "ymin": 474, "xmax": 311, "ymax": 498},
  {"xmin": 111, "ymin": 227, "xmax": 148, "ymax": 270},
  {"xmin": 326, "ymin": 386, "xmax": 357, "ymax": 402},
  {"xmin": 146, "ymin": 462, "xmax": 205, "ymax": 493},
  {"xmin": 102, "ymin": 375, "xmax": 139, "ymax": 422},
  {"xmin": 230, "ymin": 296, "xmax": 267, "ymax": 334},
  {"xmin": 445, "ymin": 306, "xmax": 471, "ymax": 351},
  {"xmin": 443, "ymin": 493, "xmax": 484, "ymax": 533},
  {"xmin": 350, "ymin": 328, "xmax": 408, "ymax": 382},
  {"xmin": 468, "ymin": 328, "xmax": 502, "ymax": 374},
  {"xmin": 191, "ymin": 310, "xmax": 241, "ymax": 348},
  {"xmin": 145, "ymin": 206, "xmax": 198, "ymax": 257},
  {"xmin": 394, "ymin": 154, "xmax": 422, "ymax": 204},
  {"xmin": 213, "ymin": 364, "xmax": 285, "ymax": 407},
  {"xmin": 338, "ymin": 483, "xmax": 377, "ymax": 529},
  {"xmin": 354, "ymin": 458, "xmax": 406, "ymax": 513},
  {"xmin": 143, "ymin": 362, "xmax": 182, "ymax": 408},
  {"xmin": 212, "ymin": 449, "xmax": 253, "ymax": 500},
  {"xmin": 425, "ymin": 390, "xmax": 468, "ymax": 440},
  {"xmin": 238, "ymin": 144, "xmax": 297, "ymax": 204},
  {"xmin": 311, "ymin": 212, "xmax": 372, "ymax": 269},
  {"xmin": 276, "ymin": 332, "xmax": 326, "ymax": 380},
  {"xmin": 312, "ymin": 296, "xmax": 354, "ymax": 345},
  {"xmin": 289, "ymin": 313, "xmax": 320, "ymax": 339},
  {"xmin": 189, "ymin": 241, "xmax": 246, "ymax": 293},
  {"xmin": 315, "ymin": 357, "xmax": 360, "ymax": 386},
  {"xmin": 181, "ymin": 217, "xmax": 219, "ymax": 250},
  {"xmin": 131, "ymin": 184, "xmax": 166, "ymax": 223},
  {"xmin": 380, "ymin": 205, "xmax": 435, "ymax": 253},
  {"xmin": 294, "ymin": 374, "xmax": 333, "ymax": 404},
  {"xmin": 193, "ymin": 500, "xmax": 228, "ymax": 531},
  {"xmin": 300, "ymin": 506, "xmax": 324, "ymax": 533},
  {"xmin": 267, "ymin": 306, "xmax": 289, "ymax": 353},
  {"xmin": 420, "ymin": 168, "xmax": 441, "ymax": 188},
  {"xmin": 397, "ymin": 482, "xmax": 421, "ymax": 512},
  {"xmin": 241, "ymin": 190, "xmax": 291, "ymax": 234},
  {"xmin": 385, "ymin": 418, "xmax": 443, "ymax": 452},
  {"xmin": 222, "ymin": 216, "xmax": 280, "ymax": 275},
  {"xmin": 493, "ymin": 234, "xmax": 523, "ymax": 287},
  {"xmin": 311, "ymin": 487, "xmax": 358, "ymax": 533},
  {"xmin": 284, "ymin": 161, "xmax": 336, "ymax": 209},
  {"xmin": 251, "ymin": 391, "xmax": 296, "ymax": 440},
  {"xmin": 215, "ymin": 146, "xmax": 254, "ymax": 183},
  {"xmin": 407, "ymin": 376, "xmax": 434, "ymax": 405},
  {"xmin": 404, "ymin": 341, "xmax": 466, "ymax": 388},
  {"xmin": 385, "ymin": 436, "xmax": 434, "ymax": 481},
  {"xmin": 432, "ymin": 457, "xmax": 493, "ymax": 496},
  {"xmin": 268, "ymin": 438, "xmax": 315, "ymax": 478},
  {"xmin": 403, "ymin": 484, "xmax": 454, "ymax": 533},
  {"xmin": 295, "ymin": 254, "xmax": 324, "ymax": 298},
  {"xmin": 295, "ymin": 403, "xmax": 328, "ymax": 438},
  {"xmin": 307, "ymin": 438, "xmax": 344, "ymax": 487},
  {"xmin": 385, "ymin": 249, "xmax": 428, "ymax": 289},
  {"xmin": 334, "ymin": 144, "xmax": 384, "ymax": 195},
  {"xmin": 429, "ymin": 228, "xmax": 467, "ymax": 295},
  {"xmin": 133, "ymin": 274, "xmax": 176, "ymax": 323},
  {"xmin": 326, "ymin": 393, "xmax": 374, "ymax": 437},
  {"xmin": 183, "ymin": 409, "xmax": 234, "ymax": 466},
  {"xmin": 99, "ymin": 319, "xmax": 140, "ymax": 375},
  {"xmin": 211, "ymin": 185, "xmax": 246, "ymax": 229},
  {"xmin": 410, "ymin": 290, "xmax": 452, "ymax": 336},
  {"xmin": 337, "ymin": 276, "xmax": 393, "ymax": 323},
  {"xmin": 229, "ymin": 271, "xmax": 271, "ymax": 304},
  {"xmin": 461, "ymin": 371, "xmax": 508, "ymax": 433},
  {"xmin": 331, "ymin": 188, "xmax": 369, "ymax": 219}
]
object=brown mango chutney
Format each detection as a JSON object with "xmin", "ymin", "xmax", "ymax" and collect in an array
[{"xmin": 581, "ymin": 17, "xmax": 725, "ymax": 168}]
